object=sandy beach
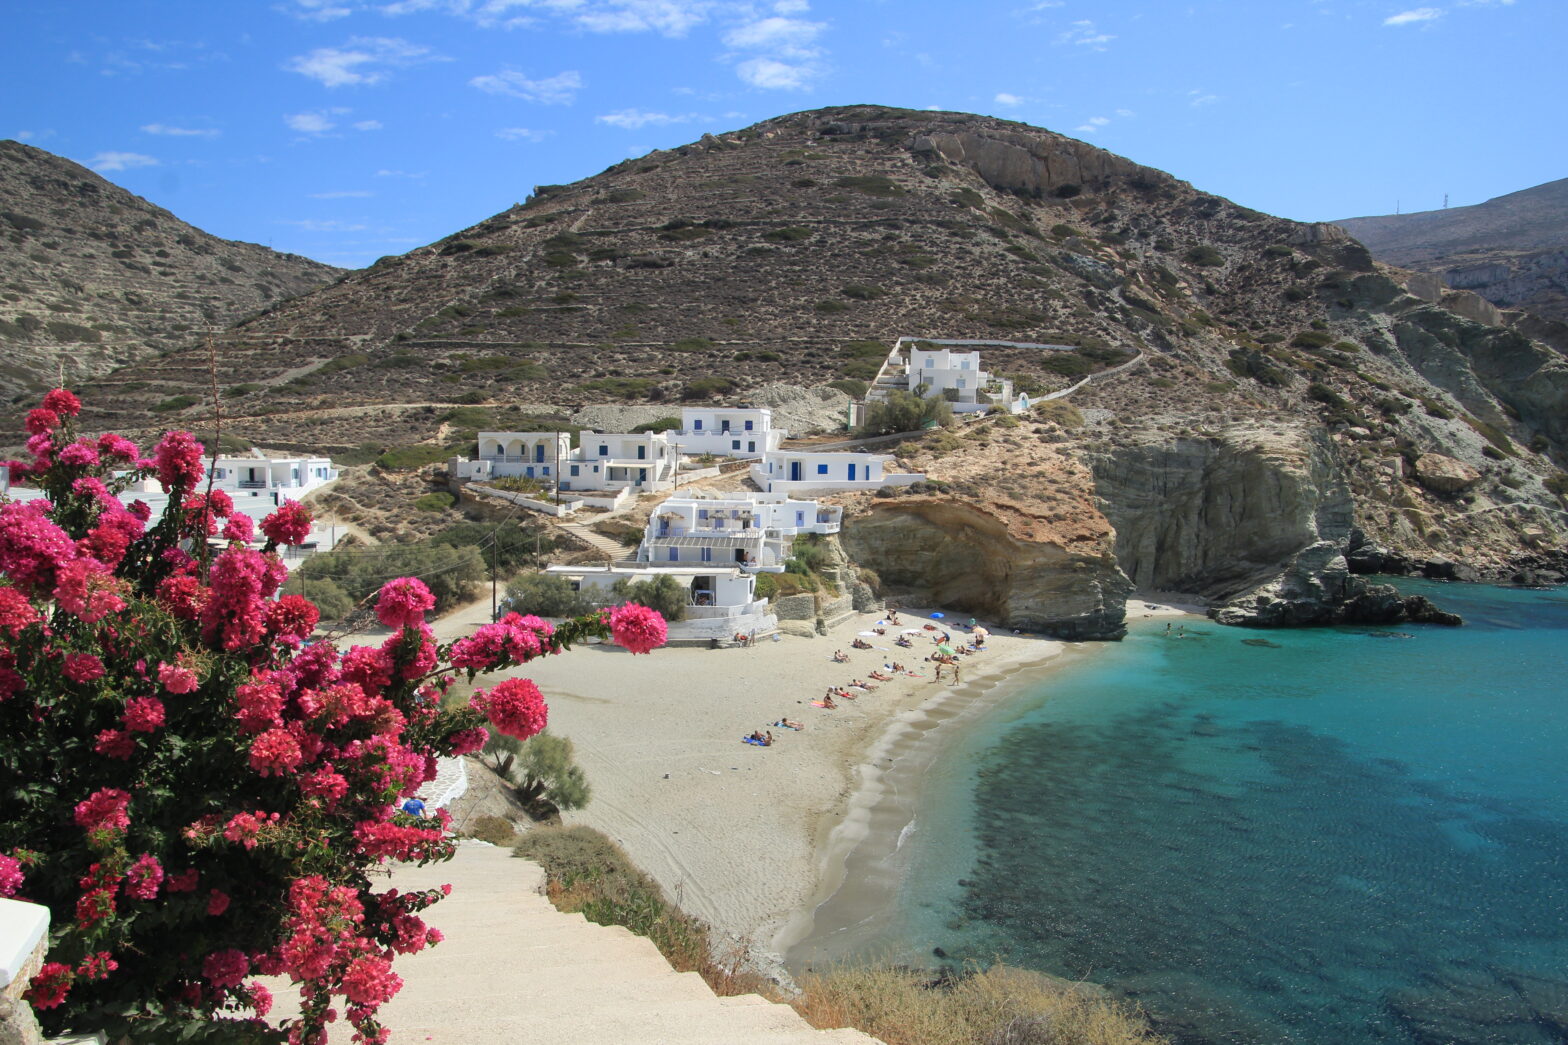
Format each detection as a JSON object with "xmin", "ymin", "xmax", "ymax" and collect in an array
[{"xmin": 400, "ymin": 593, "xmax": 1206, "ymax": 966}]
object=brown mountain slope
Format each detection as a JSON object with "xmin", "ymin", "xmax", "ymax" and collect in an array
[
  {"xmin": 0, "ymin": 140, "xmax": 342, "ymax": 399},
  {"xmin": 41, "ymin": 105, "xmax": 1568, "ymax": 630},
  {"xmin": 1334, "ymin": 178, "xmax": 1568, "ymax": 323}
]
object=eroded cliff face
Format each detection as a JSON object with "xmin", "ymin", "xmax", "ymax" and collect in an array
[
  {"xmin": 840, "ymin": 497, "xmax": 1131, "ymax": 640},
  {"xmin": 1083, "ymin": 423, "xmax": 1354, "ymax": 599}
]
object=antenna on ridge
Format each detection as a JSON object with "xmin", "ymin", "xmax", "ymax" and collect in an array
[{"xmin": 1443, "ymin": 193, "xmax": 1449, "ymax": 209}]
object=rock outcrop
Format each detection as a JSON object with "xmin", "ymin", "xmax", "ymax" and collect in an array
[
  {"xmin": 1210, "ymin": 541, "xmax": 1462, "ymax": 628},
  {"xmin": 840, "ymin": 497, "xmax": 1130, "ymax": 640},
  {"xmin": 1413, "ymin": 453, "xmax": 1481, "ymax": 495}
]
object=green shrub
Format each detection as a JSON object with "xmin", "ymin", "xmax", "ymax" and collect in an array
[
  {"xmin": 763, "ymin": 226, "xmax": 813, "ymax": 243},
  {"xmin": 1291, "ymin": 330, "xmax": 1335, "ymax": 349},
  {"xmin": 682, "ymin": 377, "xmax": 735, "ymax": 399},
  {"xmin": 631, "ymin": 417, "xmax": 681, "ymax": 433},
  {"xmin": 1184, "ymin": 245, "xmax": 1224, "ymax": 267},
  {"xmin": 284, "ymin": 540, "xmax": 484, "ymax": 615},
  {"xmin": 225, "ymin": 383, "xmax": 265, "ymax": 396},
  {"xmin": 671, "ymin": 338, "xmax": 714, "ymax": 352},
  {"xmin": 838, "ymin": 359, "xmax": 882, "ymax": 381},
  {"xmin": 502, "ymin": 573, "xmax": 598, "ymax": 618},
  {"xmin": 414, "ymin": 491, "xmax": 456, "ymax": 512},
  {"xmin": 611, "ymin": 573, "xmax": 687, "ymax": 622},
  {"xmin": 1462, "ymin": 413, "xmax": 1517, "ymax": 457},
  {"xmin": 575, "ymin": 377, "xmax": 655, "ymax": 399},
  {"xmin": 465, "ymin": 816, "xmax": 517, "ymax": 846},
  {"xmin": 834, "ymin": 175, "xmax": 904, "ymax": 197},
  {"xmin": 152, "ymin": 394, "xmax": 199, "ymax": 413},
  {"xmin": 829, "ymin": 378, "xmax": 868, "ymax": 398},
  {"xmin": 859, "ymin": 389, "xmax": 952, "ymax": 436},
  {"xmin": 815, "ymin": 300, "xmax": 849, "ymax": 314},
  {"xmin": 842, "ymin": 284, "xmax": 887, "ymax": 301},
  {"xmin": 375, "ymin": 444, "xmax": 451, "ymax": 470}
]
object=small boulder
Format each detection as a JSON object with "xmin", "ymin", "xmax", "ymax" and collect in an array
[{"xmin": 1413, "ymin": 454, "xmax": 1481, "ymax": 495}]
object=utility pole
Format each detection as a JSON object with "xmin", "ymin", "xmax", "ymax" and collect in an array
[{"xmin": 491, "ymin": 535, "xmax": 498, "ymax": 621}]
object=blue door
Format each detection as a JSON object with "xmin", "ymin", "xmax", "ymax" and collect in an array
[
  {"xmin": 790, "ymin": 461, "xmax": 802, "ymax": 482},
  {"xmin": 848, "ymin": 463, "xmax": 857, "ymax": 481},
  {"xmin": 534, "ymin": 445, "xmax": 544, "ymax": 462}
]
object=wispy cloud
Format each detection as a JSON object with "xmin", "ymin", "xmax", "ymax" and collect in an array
[
  {"xmin": 279, "ymin": 219, "xmax": 369, "ymax": 232},
  {"xmin": 495, "ymin": 126, "xmax": 551, "ymax": 141},
  {"xmin": 14, "ymin": 130, "xmax": 56, "ymax": 142},
  {"xmin": 309, "ymin": 190, "xmax": 374, "ymax": 198},
  {"xmin": 595, "ymin": 109, "xmax": 697, "ymax": 130},
  {"xmin": 1188, "ymin": 90, "xmax": 1218, "ymax": 107},
  {"xmin": 1056, "ymin": 19, "xmax": 1114, "ymax": 49},
  {"xmin": 375, "ymin": 168, "xmax": 425, "ymax": 178},
  {"xmin": 285, "ymin": 109, "xmax": 347, "ymax": 134},
  {"xmin": 285, "ymin": 37, "xmax": 442, "ymax": 87},
  {"xmin": 353, "ymin": 119, "xmax": 383, "ymax": 130},
  {"xmin": 993, "ymin": 92, "xmax": 1024, "ymax": 107},
  {"xmin": 1074, "ymin": 115, "xmax": 1110, "ymax": 133},
  {"xmin": 91, "ymin": 151, "xmax": 159, "ymax": 172},
  {"xmin": 286, "ymin": 0, "xmax": 354, "ymax": 21},
  {"xmin": 573, "ymin": 0, "xmax": 718, "ymax": 37},
  {"xmin": 724, "ymin": 13, "xmax": 826, "ymax": 89},
  {"xmin": 469, "ymin": 69, "xmax": 582, "ymax": 104},
  {"xmin": 140, "ymin": 123, "xmax": 219, "ymax": 137},
  {"xmin": 1383, "ymin": 7, "xmax": 1443, "ymax": 25}
]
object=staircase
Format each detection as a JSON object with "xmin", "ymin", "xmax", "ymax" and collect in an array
[
  {"xmin": 267, "ymin": 843, "xmax": 881, "ymax": 1044},
  {"xmin": 557, "ymin": 522, "xmax": 634, "ymax": 563}
]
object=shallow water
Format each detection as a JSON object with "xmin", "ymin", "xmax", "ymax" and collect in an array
[{"xmin": 807, "ymin": 582, "xmax": 1568, "ymax": 1044}]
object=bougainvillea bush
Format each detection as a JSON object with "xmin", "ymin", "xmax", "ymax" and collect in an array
[{"xmin": 0, "ymin": 392, "xmax": 666, "ymax": 1043}]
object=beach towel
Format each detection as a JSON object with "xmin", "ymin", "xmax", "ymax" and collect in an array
[{"xmin": 811, "ymin": 701, "xmax": 832, "ymax": 708}]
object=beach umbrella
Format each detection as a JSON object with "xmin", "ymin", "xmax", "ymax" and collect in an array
[
  {"xmin": 930, "ymin": 612, "xmax": 945, "ymax": 619},
  {"xmin": 937, "ymin": 644, "xmax": 956, "ymax": 656}
]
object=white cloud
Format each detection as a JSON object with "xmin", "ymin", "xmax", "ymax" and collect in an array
[
  {"xmin": 1456, "ymin": 0, "xmax": 1514, "ymax": 5},
  {"xmin": 285, "ymin": 37, "xmax": 440, "ymax": 87},
  {"xmin": 285, "ymin": 111, "xmax": 341, "ymax": 134},
  {"xmin": 1074, "ymin": 115, "xmax": 1110, "ymax": 133},
  {"xmin": 595, "ymin": 109, "xmax": 694, "ymax": 129},
  {"xmin": 375, "ymin": 168, "xmax": 425, "ymax": 178},
  {"xmin": 735, "ymin": 56, "xmax": 813, "ymax": 89},
  {"xmin": 91, "ymin": 151, "xmax": 159, "ymax": 172},
  {"xmin": 141, "ymin": 123, "xmax": 220, "ymax": 137},
  {"xmin": 287, "ymin": 0, "xmax": 354, "ymax": 20},
  {"xmin": 723, "ymin": 16, "xmax": 823, "ymax": 57},
  {"xmin": 309, "ymin": 190, "xmax": 374, "ymax": 198},
  {"xmin": 1383, "ymin": 7, "xmax": 1442, "ymax": 25},
  {"xmin": 495, "ymin": 126, "xmax": 551, "ymax": 141},
  {"xmin": 994, "ymin": 92, "xmax": 1024, "ymax": 107},
  {"xmin": 1188, "ymin": 90, "xmax": 1218, "ymax": 107},
  {"xmin": 353, "ymin": 119, "xmax": 383, "ymax": 130},
  {"xmin": 1115, "ymin": 108, "xmax": 1134, "ymax": 117},
  {"xmin": 1056, "ymin": 19, "xmax": 1115, "ymax": 49},
  {"xmin": 573, "ymin": 0, "xmax": 717, "ymax": 37},
  {"xmin": 773, "ymin": 0, "xmax": 809, "ymax": 11},
  {"xmin": 469, "ymin": 68, "xmax": 582, "ymax": 104},
  {"xmin": 279, "ymin": 219, "xmax": 369, "ymax": 231}
]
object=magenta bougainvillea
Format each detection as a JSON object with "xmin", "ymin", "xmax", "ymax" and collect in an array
[{"xmin": 0, "ymin": 392, "xmax": 664, "ymax": 1043}]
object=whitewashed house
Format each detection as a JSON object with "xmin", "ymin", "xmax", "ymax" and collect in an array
[
  {"xmin": 560, "ymin": 431, "xmax": 677, "ymax": 493},
  {"xmin": 637, "ymin": 492, "xmax": 842, "ymax": 572},
  {"xmin": 671, "ymin": 406, "xmax": 785, "ymax": 458},
  {"xmin": 474, "ymin": 431, "xmax": 572, "ymax": 481},
  {"xmin": 751, "ymin": 450, "xmax": 923, "ymax": 495},
  {"xmin": 206, "ymin": 455, "xmax": 338, "ymax": 497},
  {"xmin": 540, "ymin": 564, "xmax": 775, "ymax": 642},
  {"xmin": 860, "ymin": 338, "xmax": 1030, "ymax": 420}
]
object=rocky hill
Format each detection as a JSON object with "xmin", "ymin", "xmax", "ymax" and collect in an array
[
  {"xmin": 31, "ymin": 105, "xmax": 1568, "ymax": 636},
  {"xmin": 1335, "ymin": 178, "xmax": 1568, "ymax": 324},
  {"xmin": 0, "ymin": 140, "xmax": 341, "ymax": 399}
]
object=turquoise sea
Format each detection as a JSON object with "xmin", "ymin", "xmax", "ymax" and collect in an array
[{"xmin": 794, "ymin": 581, "xmax": 1568, "ymax": 1044}]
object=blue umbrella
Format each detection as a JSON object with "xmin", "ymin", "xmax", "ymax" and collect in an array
[{"xmin": 930, "ymin": 612, "xmax": 945, "ymax": 619}]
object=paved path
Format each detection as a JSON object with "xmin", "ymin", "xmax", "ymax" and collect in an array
[{"xmin": 266, "ymin": 842, "xmax": 881, "ymax": 1044}]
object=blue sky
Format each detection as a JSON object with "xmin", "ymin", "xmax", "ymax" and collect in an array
[{"xmin": 4, "ymin": 0, "xmax": 1560, "ymax": 269}]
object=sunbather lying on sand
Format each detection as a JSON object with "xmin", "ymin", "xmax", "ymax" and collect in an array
[
  {"xmin": 775, "ymin": 718, "xmax": 804, "ymax": 730},
  {"xmin": 851, "ymin": 638, "xmax": 872, "ymax": 650},
  {"xmin": 869, "ymin": 671, "xmax": 893, "ymax": 682},
  {"xmin": 849, "ymin": 679, "xmax": 877, "ymax": 690}
]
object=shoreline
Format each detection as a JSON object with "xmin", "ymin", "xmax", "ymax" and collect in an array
[{"xmin": 443, "ymin": 593, "xmax": 1207, "ymax": 971}]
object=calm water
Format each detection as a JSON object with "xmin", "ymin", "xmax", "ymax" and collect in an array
[{"xmin": 834, "ymin": 582, "xmax": 1568, "ymax": 1044}]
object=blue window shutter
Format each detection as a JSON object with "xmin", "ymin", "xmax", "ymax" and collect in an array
[{"xmin": 817, "ymin": 464, "xmax": 828, "ymax": 475}]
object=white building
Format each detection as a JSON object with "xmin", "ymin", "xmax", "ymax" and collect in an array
[
  {"xmin": 474, "ymin": 431, "xmax": 572, "ymax": 481},
  {"xmin": 560, "ymin": 431, "xmax": 677, "ymax": 493},
  {"xmin": 751, "ymin": 450, "xmax": 924, "ymax": 495},
  {"xmin": 670, "ymin": 406, "xmax": 785, "ymax": 458},
  {"xmin": 205, "ymin": 454, "xmax": 338, "ymax": 497},
  {"xmin": 863, "ymin": 338, "xmax": 1030, "ymax": 418},
  {"xmin": 540, "ymin": 564, "xmax": 776, "ymax": 642},
  {"xmin": 637, "ymin": 492, "xmax": 842, "ymax": 572}
]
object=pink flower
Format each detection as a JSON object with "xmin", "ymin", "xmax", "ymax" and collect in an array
[
  {"xmin": 97, "ymin": 432, "xmax": 139, "ymax": 462},
  {"xmin": 207, "ymin": 888, "xmax": 230, "ymax": 916},
  {"xmin": 268, "ymin": 594, "xmax": 319, "ymax": 643},
  {"xmin": 63, "ymin": 653, "xmax": 106, "ymax": 684},
  {"xmin": 447, "ymin": 726, "xmax": 488, "ymax": 757},
  {"xmin": 247, "ymin": 981, "xmax": 273, "ymax": 1018},
  {"xmin": 221, "ymin": 512, "xmax": 255, "ymax": 543},
  {"xmin": 0, "ymin": 501, "xmax": 77, "ymax": 596},
  {"xmin": 340, "ymin": 955, "xmax": 401, "ymax": 1006},
  {"xmin": 56, "ymin": 440, "xmax": 99, "ymax": 468},
  {"xmin": 76, "ymin": 951, "xmax": 117, "ymax": 981},
  {"xmin": 608, "ymin": 602, "xmax": 667, "ymax": 655},
  {"xmin": 74, "ymin": 789, "xmax": 131, "ymax": 834},
  {"xmin": 124, "ymin": 854, "xmax": 164, "ymax": 900},
  {"xmin": 475, "ymin": 677, "xmax": 547, "ymax": 741},
  {"xmin": 249, "ymin": 727, "xmax": 304, "ymax": 777},
  {"xmin": 260, "ymin": 500, "xmax": 312, "ymax": 546},
  {"xmin": 166, "ymin": 868, "xmax": 199, "ymax": 893},
  {"xmin": 25, "ymin": 962, "xmax": 73, "ymax": 1010},
  {"xmin": 235, "ymin": 680, "xmax": 285, "ymax": 734},
  {"xmin": 375, "ymin": 577, "xmax": 436, "ymax": 630},
  {"xmin": 25, "ymin": 408, "xmax": 59, "ymax": 436},
  {"xmin": 202, "ymin": 948, "xmax": 250, "ymax": 990},
  {"xmin": 0, "ymin": 586, "xmax": 40, "ymax": 638},
  {"xmin": 300, "ymin": 767, "xmax": 349, "ymax": 805},
  {"xmin": 449, "ymin": 613, "xmax": 552, "ymax": 671},
  {"xmin": 93, "ymin": 729, "xmax": 136, "ymax": 760},
  {"xmin": 158, "ymin": 661, "xmax": 199, "ymax": 694},
  {"xmin": 153, "ymin": 430, "xmax": 205, "ymax": 493},
  {"xmin": 123, "ymin": 696, "xmax": 165, "ymax": 733},
  {"xmin": 42, "ymin": 388, "xmax": 82, "ymax": 417},
  {"xmin": 0, "ymin": 853, "xmax": 23, "ymax": 898}
]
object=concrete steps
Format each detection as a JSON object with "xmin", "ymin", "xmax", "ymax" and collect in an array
[
  {"xmin": 266, "ymin": 842, "xmax": 882, "ymax": 1044},
  {"xmin": 557, "ymin": 522, "xmax": 630, "ymax": 561}
]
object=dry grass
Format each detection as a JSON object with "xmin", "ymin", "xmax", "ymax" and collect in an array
[{"xmin": 788, "ymin": 962, "xmax": 1168, "ymax": 1045}]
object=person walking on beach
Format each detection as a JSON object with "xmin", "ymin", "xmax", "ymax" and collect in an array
[{"xmin": 952, "ymin": 663, "xmax": 961, "ymax": 685}]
